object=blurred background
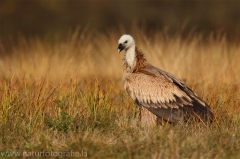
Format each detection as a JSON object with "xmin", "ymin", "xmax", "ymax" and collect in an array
[
  {"xmin": 1, "ymin": 0, "xmax": 240, "ymax": 43},
  {"xmin": 0, "ymin": 0, "xmax": 240, "ymax": 81}
]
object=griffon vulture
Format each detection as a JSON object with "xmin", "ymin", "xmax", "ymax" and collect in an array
[{"xmin": 117, "ymin": 34, "xmax": 214, "ymax": 126}]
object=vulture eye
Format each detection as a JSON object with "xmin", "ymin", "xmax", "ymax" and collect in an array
[{"xmin": 124, "ymin": 40, "xmax": 128, "ymax": 44}]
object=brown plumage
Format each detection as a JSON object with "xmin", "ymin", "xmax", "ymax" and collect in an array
[{"xmin": 118, "ymin": 34, "xmax": 214, "ymax": 126}]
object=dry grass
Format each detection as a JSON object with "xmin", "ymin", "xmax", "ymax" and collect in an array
[{"xmin": 0, "ymin": 27, "xmax": 239, "ymax": 158}]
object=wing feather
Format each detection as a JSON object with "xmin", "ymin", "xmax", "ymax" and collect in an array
[
  {"xmin": 123, "ymin": 64, "xmax": 214, "ymax": 122},
  {"xmin": 123, "ymin": 72, "xmax": 193, "ymax": 110}
]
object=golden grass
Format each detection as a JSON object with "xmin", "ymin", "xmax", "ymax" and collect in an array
[{"xmin": 0, "ymin": 27, "xmax": 239, "ymax": 158}]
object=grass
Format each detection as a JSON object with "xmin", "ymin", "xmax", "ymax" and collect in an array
[{"xmin": 0, "ymin": 27, "xmax": 239, "ymax": 158}]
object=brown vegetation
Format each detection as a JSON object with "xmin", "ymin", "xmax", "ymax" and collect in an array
[{"xmin": 0, "ymin": 28, "xmax": 239, "ymax": 158}]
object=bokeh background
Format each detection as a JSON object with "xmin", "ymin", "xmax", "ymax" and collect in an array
[
  {"xmin": 0, "ymin": 0, "xmax": 240, "ymax": 80},
  {"xmin": 1, "ymin": 0, "xmax": 240, "ymax": 43}
]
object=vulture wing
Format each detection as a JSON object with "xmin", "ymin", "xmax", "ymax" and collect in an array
[{"xmin": 123, "ymin": 64, "xmax": 214, "ymax": 123}]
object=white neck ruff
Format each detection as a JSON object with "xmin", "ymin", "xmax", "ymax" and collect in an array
[{"xmin": 125, "ymin": 46, "xmax": 135, "ymax": 68}]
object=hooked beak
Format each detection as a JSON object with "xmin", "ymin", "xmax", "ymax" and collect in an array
[{"xmin": 118, "ymin": 43, "xmax": 125, "ymax": 53}]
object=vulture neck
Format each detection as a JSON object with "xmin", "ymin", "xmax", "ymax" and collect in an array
[
  {"xmin": 124, "ymin": 47, "xmax": 147, "ymax": 72},
  {"xmin": 125, "ymin": 46, "xmax": 136, "ymax": 68}
]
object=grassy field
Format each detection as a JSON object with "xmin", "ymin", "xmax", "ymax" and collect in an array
[{"xmin": 0, "ymin": 28, "xmax": 240, "ymax": 158}]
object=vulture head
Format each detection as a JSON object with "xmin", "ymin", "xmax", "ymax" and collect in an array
[{"xmin": 118, "ymin": 34, "xmax": 135, "ymax": 53}]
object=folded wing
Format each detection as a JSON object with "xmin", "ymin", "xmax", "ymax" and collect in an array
[{"xmin": 123, "ymin": 66, "xmax": 213, "ymax": 123}]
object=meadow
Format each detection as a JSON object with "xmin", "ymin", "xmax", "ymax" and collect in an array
[{"xmin": 0, "ymin": 27, "xmax": 239, "ymax": 158}]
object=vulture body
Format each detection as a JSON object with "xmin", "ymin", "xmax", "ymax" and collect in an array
[{"xmin": 118, "ymin": 34, "xmax": 214, "ymax": 126}]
